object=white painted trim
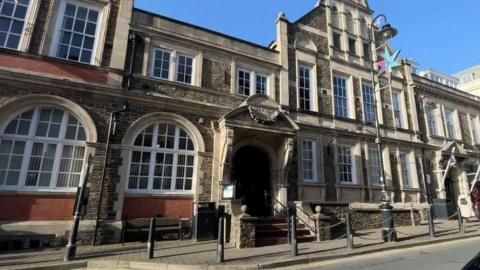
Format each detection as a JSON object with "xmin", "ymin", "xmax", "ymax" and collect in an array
[{"xmin": 49, "ymin": 0, "xmax": 106, "ymax": 65}]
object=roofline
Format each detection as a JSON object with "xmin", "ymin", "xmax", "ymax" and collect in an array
[
  {"xmin": 453, "ymin": 65, "xmax": 480, "ymax": 76},
  {"xmin": 412, "ymin": 74, "xmax": 480, "ymax": 101},
  {"xmin": 132, "ymin": 7, "xmax": 278, "ymax": 53},
  {"xmin": 420, "ymin": 69, "xmax": 459, "ymax": 81}
]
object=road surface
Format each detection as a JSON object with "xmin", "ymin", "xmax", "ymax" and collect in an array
[{"xmin": 289, "ymin": 237, "xmax": 480, "ymax": 270}]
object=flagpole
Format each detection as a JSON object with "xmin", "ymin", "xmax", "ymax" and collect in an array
[{"xmin": 439, "ymin": 147, "xmax": 456, "ymax": 198}]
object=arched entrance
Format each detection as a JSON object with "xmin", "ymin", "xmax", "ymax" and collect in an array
[{"xmin": 232, "ymin": 146, "xmax": 271, "ymax": 217}]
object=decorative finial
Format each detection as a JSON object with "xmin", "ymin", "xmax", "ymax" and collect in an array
[{"xmin": 277, "ymin": 12, "xmax": 287, "ymax": 21}]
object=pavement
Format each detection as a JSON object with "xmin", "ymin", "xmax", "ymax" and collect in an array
[{"xmin": 0, "ymin": 219, "xmax": 480, "ymax": 270}]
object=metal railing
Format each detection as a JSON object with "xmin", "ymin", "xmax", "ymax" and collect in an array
[{"xmin": 265, "ymin": 192, "xmax": 318, "ymax": 234}]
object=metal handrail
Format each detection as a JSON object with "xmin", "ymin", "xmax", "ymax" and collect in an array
[{"xmin": 266, "ymin": 192, "xmax": 317, "ymax": 233}]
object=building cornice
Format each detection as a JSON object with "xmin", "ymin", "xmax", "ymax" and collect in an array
[
  {"xmin": 0, "ymin": 69, "xmax": 230, "ymax": 118},
  {"xmin": 413, "ymin": 75, "xmax": 480, "ymax": 109}
]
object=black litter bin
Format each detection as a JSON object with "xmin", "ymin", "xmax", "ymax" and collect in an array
[{"xmin": 192, "ymin": 202, "xmax": 217, "ymax": 241}]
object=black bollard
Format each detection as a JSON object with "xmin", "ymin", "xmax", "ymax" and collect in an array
[
  {"xmin": 287, "ymin": 206, "xmax": 291, "ymax": 245},
  {"xmin": 290, "ymin": 214, "xmax": 298, "ymax": 256},
  {"xmin": 428, "ymin": 205, "xmax": 436, "ymax": 238},
  {"xmin": 458, "ymin": 207, "xmax": 465, "ymax": 233},
  {"xmin": 146, "ymin": 218, "xmax": 155, "ymax": 259},
  {"xmin": 216, "ymin": 217, "xmax": 225, "ymax": 263},
  {"xmin": 346, "ymin": 212, "xmax": 354, "ymax": 250}
]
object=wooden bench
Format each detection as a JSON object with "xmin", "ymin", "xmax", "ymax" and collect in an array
[
  {"xmin": 121, "ymin": 217, "xmax": 186, "ymax": 244},
  {"xmin": 0, "ymin": 234, "xmax": 56, "ymax": 251}
]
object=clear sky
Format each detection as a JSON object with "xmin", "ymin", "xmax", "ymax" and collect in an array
[{"xmin": 134, "ymin": 0, "xmax": 480, "ymax": 74}]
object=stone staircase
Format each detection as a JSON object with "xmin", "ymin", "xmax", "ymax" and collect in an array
[{"xmin": 255, "ymin": 218, "xmax": 315, "ymax": 247}]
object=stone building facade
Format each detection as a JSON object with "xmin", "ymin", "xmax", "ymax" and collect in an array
[{"xmin": 0, "ymin": 0, "xmax": 478, "ymax": 246}]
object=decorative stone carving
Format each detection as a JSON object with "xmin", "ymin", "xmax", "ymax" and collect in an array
[{"xmin": 248, "ymin": 105, "xmax": 280, "ymax": 125}]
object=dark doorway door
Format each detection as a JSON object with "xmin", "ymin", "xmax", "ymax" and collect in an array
[{"xmin": 232, "ymin": 146, "xmax": 271, "ymax": 217}]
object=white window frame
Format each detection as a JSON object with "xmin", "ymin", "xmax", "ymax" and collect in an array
[
  {"xmin": 49, "ymin": 0, "xmax": 104, "ymax": 65},
  {"xmin": 368, "ymin": 147, "xmax": 381, "ymax": 186},
  {"xmin": 298, "ymin": 65, "xmax": 313, "ymax": 111},
  {"xmin": 151, "ymin": 47, "xmax": 172, "ymax": 80},
  {"xmin": 125, "ymin": 123, "xmax": 197, "ymax": 195},
  {"xmin": 333, "ymin": 75, "xmax": 349, "ymax": 118},
  {"xmin": 0, "ymin": 106, "xmax": 88, "ymax": 192},
  {"xmin": 362, "ymin": 83, "xmax": 374, "ymax": 123},
  {"xmin": 392, "ymin": 91, "xmax": 404, "ymax": 129},
  {"xmin": 255, "ymin": 73, "xmax": 268, "ymax": 95},
  {"xmin": 332, "ymin": 31, "xmax": 342, "ymax": 50},
  {"xmin": 149, "ymin": 47, "xmax": 196, "ymax": 86},
  {"xmin": 0, "ymin": 0, "xmax": 35, "ymax": 51},
  {"xmin": 236, "ymin": 69, "xmax": 251, "ymax": 96},
  {"xmin": 301, "ymin": 139, "xmax": 318, "ymax": 183},
  {"xmin": 444, "ymin": 108, "xmax": 456, "ymax": 139},
  {"xmin": 175, "ymin": 53, "xmax": 195, "ymax": 85},
  {"xmin": 399, "ymin": 151, "xmax": 412, "ymax": 188},
  {"xmin": 425, "ymin": 104, "xmax": 438, "ymax": 136},
  {"xmin": 470, "ymin": 114, "xmax": 480, "ymax": 144},
  {"xmin": 348, "ymin": 38, "xmax": 356, "ymax": 55},
  {"xmin": 337, "ymin": 144, "xmax": 356, "ymax": 184}
]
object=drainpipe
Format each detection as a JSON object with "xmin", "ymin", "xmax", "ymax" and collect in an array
[
  {"xmin": 126, "ymin": 33, "xmax": 137, "ymax": 90},
  {"xmin": 92, "ymin": 103, "xmax": 129, "ymax": 246}
]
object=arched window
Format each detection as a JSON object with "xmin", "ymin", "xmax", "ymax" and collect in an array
[
  {"xmin": 331, "ymin": 6, "xmax": 339, "ymax": 28},
  {"xmin": 0, "ymin": 107, "xmax": 87, "ymax": 190},
  {"xmin": 360, "ymin": 18, "xmax": 369, "ymax": 37},
  {"xmin": 127, "ymin": 123, "xmax": 196, "ymax": 193},
  {"xmin": 346, "ymin": 12, "xmax": 355, "ymax": 34}
]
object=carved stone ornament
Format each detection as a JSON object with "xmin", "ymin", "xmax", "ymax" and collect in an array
[{"xmin": 248, "ymin": 105, "xmax": 280, "ymax": 125}]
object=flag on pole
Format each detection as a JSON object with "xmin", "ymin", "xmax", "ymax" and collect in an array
[{"xmin": 449, "ymin": 148, "xmax": 456, "ymax": 167}]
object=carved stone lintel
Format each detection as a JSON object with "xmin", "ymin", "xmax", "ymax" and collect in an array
[{"xmin": 248, "ymin": 105, "xmax": 280, "ymax": 125}]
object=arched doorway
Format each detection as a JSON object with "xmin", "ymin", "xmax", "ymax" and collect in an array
[{"xmin": 232, "ymin": 146, "xmax": 271, "ymax": 217}]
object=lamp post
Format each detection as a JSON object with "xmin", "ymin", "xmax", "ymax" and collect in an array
[{"xmin": 368, "ymin": 14, "xmax": 398, "ymax": 242}]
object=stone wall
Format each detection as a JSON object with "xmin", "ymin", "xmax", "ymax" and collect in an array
[
  {"xmin": 317, "ymin": 58, "xmax": 333, "ymax": 114},
  {"xmin": 296, "ymin": 4, "xmax": 328, "ymax": 33},
  {"xmin": 202, "ymin": 59, "xmax": 231, "ymax": 93},
  {"xmin": 131, "ymin": 76, "xmax": 244, "ymax": 109},
  {"xmin": 350, "ymin": 209, "xmax": 421, "ymax": 231},
  {"xmin": 380, "ymin": 80, "xmax": 394, "ymax": 128},
  {"xmin": 0, "ymin": 76, "xmax": 217, "ymax": 243},
  {"xmin": 459, "ymin": 112, "xmax": 473, "ymax": 146}
]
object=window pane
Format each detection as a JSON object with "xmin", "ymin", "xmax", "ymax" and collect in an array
[
  {"xmin": 128, "ymin": 123, "xmax": 196, "ymax": 193},
  {"xmin": 0, "ymin": 0, "xmax": 29, "ymax": 50},
  {"xmin": 298, "ymin": 67, "xmax": 311, "ymax": 110},
  {"xmin": 56, "ymin": 3, "xmax": 98, "ymax": 63},
  {"xmin": 176, "ymin": 54, "xmax": 193, "ymax": 84}
]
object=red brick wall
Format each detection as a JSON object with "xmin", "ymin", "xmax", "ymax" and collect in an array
[
  {"xmin": 0, "ymin": 194, "xmax": 75, "ymax": 221},
  {"xmin": 122, "ymin": 196, "xmax": 193, "ymax": 219},
  {"xmin": 0, "ymin": 52, "xmax": 108, "ymax": 84}
]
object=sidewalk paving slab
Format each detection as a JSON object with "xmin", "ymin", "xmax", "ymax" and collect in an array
[{"xmin": 0, "ymin": 219, "xmax": 479, "ymax": 270}]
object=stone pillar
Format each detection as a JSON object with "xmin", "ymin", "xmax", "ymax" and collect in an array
[
  {"xmin": 232, "ymin": 206, "xmax": 257, "ymax": 248},
  {"xmin": 276, "ymin": 12, "xmax": 290, "ymax": 107},
  {"xmin": 313, "ymin": 206, "xmax": 332, "ymax": 241},
  {"xmin": 141, "ymin": 36, "xmax": 151, "ymax": 76}
]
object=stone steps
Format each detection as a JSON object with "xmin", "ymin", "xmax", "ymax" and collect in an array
[{"xmin": 255, "ymin": 218, "xmax": 314, "ymax": 247}]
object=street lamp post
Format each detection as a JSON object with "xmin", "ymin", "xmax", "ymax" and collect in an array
[{"xmin": 369, "ymin": 14, "xmax": 398, "ymax": 242}]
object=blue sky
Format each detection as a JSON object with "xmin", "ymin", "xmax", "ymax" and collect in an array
[{"xmin": 134, "ymin": 0, "xmax": 480, "ymax": 74}]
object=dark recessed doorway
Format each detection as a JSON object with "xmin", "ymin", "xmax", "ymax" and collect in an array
[{"xmin": 232, "ymin": 145, "xmax": 271, "ymax": 217}]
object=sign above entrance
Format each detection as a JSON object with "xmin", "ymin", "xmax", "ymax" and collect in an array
[
  {"xmin": 222, "ymin": 185, "xmax": 235, "ymax": 200},
  {"xmin": 248, "ymin": 106, "xmax": 280, "ymax": 125}
]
